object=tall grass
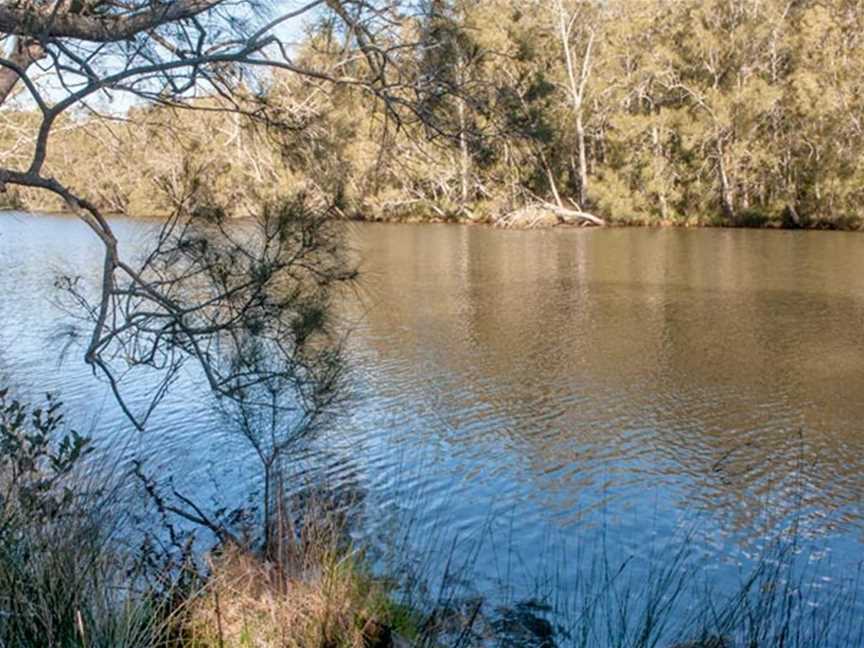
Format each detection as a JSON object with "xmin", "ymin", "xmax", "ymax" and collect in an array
[
  {"xmin": 356, "ymin": 454, "xmax": 864, "ymax": 648},
  {"xmin": 0, "ymin": 389, "xmax": 170, "ymax": 647},
  {"xmin": 179, "ymin": 495, "xmax": 419, "ymax": 648},
  {"xmin": 376, "ymin": 522, "xmax": 864, "ymax": 648}
]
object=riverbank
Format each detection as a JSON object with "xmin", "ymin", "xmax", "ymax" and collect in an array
[
  {"xmin": 7, "ymin": 204, "xmax": 860, "ymax": 233},
  {"xmin": 0, "ymin": 386, "xmax": 420, "ymax": 648},
  {"xmin": 348, "ymin": 204, "xmax": 864, "ymax": 232}
]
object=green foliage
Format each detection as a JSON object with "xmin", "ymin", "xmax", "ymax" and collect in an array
[
  {"xmin": 0, "ymin": 389, "xmax": 93, "ymax": 530},
  {"xmin": 0, "ymin": 389, "xmax": 167, "ymax": 648},
  {"xmin": 1, "ymin": 0, "xmax": 862, "ymax": 229}
]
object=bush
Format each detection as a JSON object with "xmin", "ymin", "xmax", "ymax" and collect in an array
[{"xmin": 0, "ymin": 389, "xmax": 167, "ymax": 648}]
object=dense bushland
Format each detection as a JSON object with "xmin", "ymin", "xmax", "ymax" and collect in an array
[{"xmin": 3, "ymin": 0, "xmax": 863, "ymax": 229}]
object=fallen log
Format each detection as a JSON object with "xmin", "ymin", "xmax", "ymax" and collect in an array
[
  {"xmin": 541, "ymin": 202, "xmax": 606, "ymax": 226},
  {"xmin": 495, "ymin": 202, "xmax": 605, "ymax": 229}
]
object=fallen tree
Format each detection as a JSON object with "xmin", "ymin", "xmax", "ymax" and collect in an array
[{"xmin": 495, "ymin": 201, "xmax": 606, "ymax": 229}]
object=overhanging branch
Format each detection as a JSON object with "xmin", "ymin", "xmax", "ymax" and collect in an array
[{"xmin": 0, "ymin": 0, "xmax": 220, "ymax": 42}]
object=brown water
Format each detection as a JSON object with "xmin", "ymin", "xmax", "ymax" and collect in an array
[
  {"xmin": 2, "ymin": 213, "xmax": 864, "ymax": 639},
  {"xmin": 348, "ymin": 223, "xmax": 864, "ymax": 531}
]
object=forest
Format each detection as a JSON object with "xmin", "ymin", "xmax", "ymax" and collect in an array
[{"xmin": 2, "ymin": 0, "xmax": 863, "ymax": 229}]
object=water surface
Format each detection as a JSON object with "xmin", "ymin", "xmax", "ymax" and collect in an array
[{"xmin": 2, "ymin": 212, "xmax": 864, "ymax": 638}]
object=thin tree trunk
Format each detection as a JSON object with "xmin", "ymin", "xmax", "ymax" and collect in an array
[
  {"xmin": 651, "ymin": 125, "xmax": 669, "ymax": 220},
  {"xmin": 263, "ymin": 462, "xmax": 272, "ymax": 553},
  {"xmin": 541, "ymin": 149, "xmax": 564, "ymax": 208},
  {"xmin": 558, "ymin": 0, "xmax": 594, "ymax": 209},
  {"xmin": 575, "ymin": 111, "xmax": 588, "ymax": 208},
  {"xmin": 717, "ymin": 139, "xmax": 735, "ymax": 221},
  {"xmin": 458, "ymin": 90, "xmax": 469, "ymax": 206}
]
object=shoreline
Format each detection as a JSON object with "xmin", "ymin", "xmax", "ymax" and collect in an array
[
  {"xmin": 4, "ymin": 207, "xmax": 862, "ymax": 233},
  {"xmin": 344, "ymin": 211, "xmax": 864, "ymax": 233}
]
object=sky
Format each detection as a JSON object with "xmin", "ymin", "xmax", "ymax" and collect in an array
[{"xmin": 1, "ymin": 0, "xmax": 322, "ymax": 116}]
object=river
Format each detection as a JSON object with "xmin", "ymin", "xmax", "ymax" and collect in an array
[{"xmin": 2, "ymin": 211, "xmax": 864, "ymax": 643}]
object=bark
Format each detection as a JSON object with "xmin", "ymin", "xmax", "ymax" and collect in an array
[
  {"xmin": 0, "ymin": 0, "xmax": 220, "ymax": 42},
  {"xmin": 717, "ymin": 139, "xmax": 735, "ymax": 221},
  {"xmin": 575, "ymin": 110, "xmax": 589, "ymax": 208},
  {"xmin": 542, "ymin": 153, "xmax": 564, "ymax": 208},
  {"xmin": 544, "ymin": 201, "xmax": 605, "ymax": 226},
  {"xmin": 496, "ymin": 202, "xmax": 605, "ymax": 229},
  {"xmin": 558, "ymin": 0, "xmax": 594, "ymax": 209},
  {"xmin": 786, "ymin": 203, "xmax": 802, "ymax": 227},
  {"xmin": 457, "ymin": 59, "xmax": 469, "ymax": 206},
  {"xmin": 0, "ymin": 37, "xmax": 44, "ymax": 105}
]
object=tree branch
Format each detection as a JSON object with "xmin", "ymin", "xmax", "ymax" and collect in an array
[
  {"xmin": 0, "ymin": 37, "xmax": 46, "ymax": 106},
  {"xmin": 0, "ymin": 0, "xmax": 220, "ymax": 42}
]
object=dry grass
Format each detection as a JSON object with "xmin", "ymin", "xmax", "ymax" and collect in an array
[{"xmin": 180, "ymin": 500, "xmax": 412, "ymax": 648}]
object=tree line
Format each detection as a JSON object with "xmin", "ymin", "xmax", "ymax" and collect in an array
[{"xmin": 3, "ymin": 0, "xmax": 863, "ymax": 229}]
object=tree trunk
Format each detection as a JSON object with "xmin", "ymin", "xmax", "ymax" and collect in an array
[
  {"xmin": 651, "ymin": 124, "xmax": 669, "ymax": 220},
  {"xmin": 575, "ymin": 112, "xmax": 589, "ymax": 208},
  {"xmin": 458, "ymin": 91, "xmax": 469, "ymax": 207},
  {"xmin": 545, "ymin": 202, "xmax": 605, "ymax": 226},
  {"xmin": 541, "ymin": 150, "xmax": 564, "ymax": 208},
  {"xmin": 786, "ymin": 203, "xmax": 802, "ymax": 227},
  {"xmin": 557, "ymin": 1, "xmax": 594, "ymax": 210},
  {"xmin": 717, "ymin": 139, "xmax": 735, "ymax": 221}
]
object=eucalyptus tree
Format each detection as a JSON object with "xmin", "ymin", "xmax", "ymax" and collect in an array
[
  {"xmin": 779, "ymin": 0, "xmax": 864, "ymax": 225},
  {"xmin": 633, "ymin": 0, "xmax": 771, "ymax": 223},
  {"xmin": 553, "ymin": 0, "xmax": 598, "ymax": 210},
  {"xmin": 5, "ymin": 0, "xmax": 863, "ymax": 231},
  {"xmin": 411, "ymin": 0, "xmax": 488, "ymax": 211}
]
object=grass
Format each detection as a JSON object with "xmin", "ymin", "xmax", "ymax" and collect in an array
[
  {"xmin": 382, "ymin": 526, "xmax": 864, "ymax": 648},
  {"xmin": 179, "ymin": 500, "xmax": 421, "ymax": 648},
  {"xmin": 0, "ymin": 388, "xmax": 420, "ymax": 648},
  {"xmin": 181, "ymin": 545, "xmax": 411, "ymax": 648},
  {"xmin": 0, "ymin": 389, "xmax": 170, "ymax": 648}
]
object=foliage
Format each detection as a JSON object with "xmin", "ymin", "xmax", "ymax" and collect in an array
[
  {"xmin": 5, "ymin": 0, "xmax": 862, "ymax": 228},
  {"xmin": 0, "ymin": 390, "xmax": 166, "ymax": 648},
  {"xmin": 0, "ymin": 389, "xmax": 92, "ymax": 525}
]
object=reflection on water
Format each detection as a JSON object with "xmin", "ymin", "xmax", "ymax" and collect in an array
[
  {"xmin": 347, "ymin": 224, "xmax": 864, "ymax": 539},
  {"xmin": 2, "ymin": 213, "xmax": 864, "ymax": 620}
]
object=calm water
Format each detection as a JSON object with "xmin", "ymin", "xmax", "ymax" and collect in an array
[{"xmin": 2, "ymin": 212, "xmax": 864, "ymax": 637}]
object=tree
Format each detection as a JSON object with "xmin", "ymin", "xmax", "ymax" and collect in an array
[
  {"xmin": 554, "ymin": 0, "xmax": 596, "ymax": 210},
  {"xmin": 0, "ymin": 0, "xmax": 423, "ymax": 427},
  {"xmin": 5, "ymin": 0, "xmax": 862, "ymax": 232}
]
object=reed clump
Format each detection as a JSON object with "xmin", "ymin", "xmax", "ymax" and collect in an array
[
  {"xmin": 180, "ymin": 499, "xmax": 418, "ymax": 648},
  {"xmin": 0, "ymin": 388, "xmax": 167, "ymax": 648}
]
